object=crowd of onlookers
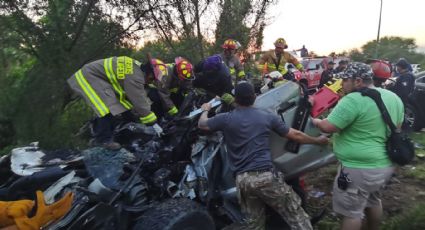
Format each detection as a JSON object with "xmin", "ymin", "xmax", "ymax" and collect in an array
[{"xmin": 319, "ymin": 58, "xmax": 416, "ymax": 106}]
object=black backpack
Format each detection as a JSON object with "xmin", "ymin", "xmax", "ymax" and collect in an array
[{"xmin": 357, "ymin": 88, "xmax": 415, "ymax": 166}]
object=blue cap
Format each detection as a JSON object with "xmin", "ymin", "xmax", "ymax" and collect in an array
[{"xmin": 396, "ymin": 58, "xmax": 411, "ymax": 70}]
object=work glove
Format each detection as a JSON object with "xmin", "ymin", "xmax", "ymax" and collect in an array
[
  {"xmin": 237, "ymin": 71, "xmax": 246, "ymax": 79},
  {"xmin": 152, "ymin": 123, "xmax": 164, "ymax": 137},
  {"xmin": 0, "ymin": 200, "xmax": 34, "ymax": 227},
  {"xmin": 279, "ymin": 68, "xmax": 288, "ymax": 76},
  {"xmin": 14, "ymin": 191, "xmax": 74, "ymax": 230},
  {"xmin": 220, "ymin": 93, "xmax": 235, "ymax": 105}
]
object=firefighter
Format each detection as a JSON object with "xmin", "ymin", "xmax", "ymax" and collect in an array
[
  {"xmin": 257, "ymin": 37, "xmax": 304, "ymax": 80},
  {"xmin": 149, "ymin": 57, "xmax": 194, "ymax": 118},
  {"xmin": 67, "ymin": 56, "xmax": 162, "ymax": 150},
  {"xmin": 219, "ymin": 39, "xmax": 246, "ymax": 83},
  {"xmin": 193, "ymin": 54, "xmax": 234, "ymax": 105}
]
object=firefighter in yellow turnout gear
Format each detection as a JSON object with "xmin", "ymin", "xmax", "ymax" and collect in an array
[
  {"xmin": 67, "ymin": 56, "xmax": 161, "ymax": 149},
  {"xmin": 219, "ymin": 39, "xmax": 246, "ymax": 83},
  {"xmin": 257, "ymin": 38, "xmax": 304, "ymax": 79},
  {"xmin": 149, "ymin": 57, "xmax": 194, "ymax": 118}
]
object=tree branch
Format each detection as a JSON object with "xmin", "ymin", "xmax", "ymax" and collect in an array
[
  {"xmin": 12, "ymin": 27, "xmax": 44, "ymax": 64},
  {"xmin": 147, "ymin": 0, "xmax": 175, "ymax": 49},
  {"xmin": 83, "ymin": 3, "xmax": 165, "ymax": 64},
  {"xmin": 67, "ymin": 0, "xmax": 98, "ymax": 52},
  {"xmin": 191, "ymin": 0, "xmax": 204, "ymax": 58},
  {"xmin": 8, "ymin": 1, "xmax": 47, "ymax": 41},
  {"xmin": 174, "ymin": 0, "xmax": 192, "ymax": 38}
]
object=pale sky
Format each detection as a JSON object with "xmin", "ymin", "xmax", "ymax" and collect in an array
[{"xmin": 262, "ymin": 0, "xmax": 425, "ymax": 55}]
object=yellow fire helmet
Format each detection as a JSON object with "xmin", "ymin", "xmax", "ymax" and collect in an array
[{"xmin": 274, "ymin": 38, "xmax": 288, "ymax": 49}]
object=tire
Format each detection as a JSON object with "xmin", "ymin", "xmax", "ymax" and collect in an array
[
  {"xmin": 404, "ymin": 104, "xmax": 422, "ymax": 131},
  {"xmin": 133, "ymin": 198, "xmax": 215, "ymax": 230}
]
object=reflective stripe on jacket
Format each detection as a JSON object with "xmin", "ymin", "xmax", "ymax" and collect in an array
[
  {"xmin": 257, "ymin": 50, "xmax": 302, "ymax": 75},
  {"xmin": 67, "ymin": 56, "xmax": 154, "ymax": 123},
  {"xmin": 219, "ymin": 53, "xmax": 245, "ymax": 79}
]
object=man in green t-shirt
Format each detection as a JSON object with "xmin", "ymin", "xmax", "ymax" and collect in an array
[{"xmin": 312, "ymin": 63, "xmax": 404, "ymax": 230}]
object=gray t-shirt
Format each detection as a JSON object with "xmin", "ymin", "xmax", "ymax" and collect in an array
[{"xmin": 207, "ymin": 107, "xmax": 290, "ymax": 174}]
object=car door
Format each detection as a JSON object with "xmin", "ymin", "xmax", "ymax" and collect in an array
[{"xmin": 254, "ymin": 81, "xmax": 336, "ymax": 180}]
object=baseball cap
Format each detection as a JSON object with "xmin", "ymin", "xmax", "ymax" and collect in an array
[
  {"xmin": 395, "ymin": 58, "xmax": 410, "ymax": 70},
  {"xmin": 340, "ymin": 62, "xmax": 373, "ymax": 80},
  {"xmin": 235, "ymin": 82, "xmax": 255, "ymax": 99}
]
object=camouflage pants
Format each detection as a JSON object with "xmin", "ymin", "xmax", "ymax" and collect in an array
[{"xmin": 235, "ymin": 170, "xmax": 312, "ymax": 230}]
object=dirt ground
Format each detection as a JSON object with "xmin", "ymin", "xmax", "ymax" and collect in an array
[{"xmin": 303, "ymin": 132, "xmax": 425, "ymax": 230}]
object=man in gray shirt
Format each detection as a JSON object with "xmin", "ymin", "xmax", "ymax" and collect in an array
[{"xmin": 198, "ymin": 82, "xmax": 328, "ymax": 230}]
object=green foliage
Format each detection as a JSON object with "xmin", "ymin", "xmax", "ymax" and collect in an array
[
  {"xmin": 316, "ymin": 216, "xmax": 339, "ymax": 230},
  {"xmin": 0, "ymin": 0, "xmax": 159, "ymax": 149},
  {"xmin": 0, "ymin": 145, "xmax": 15, "ymax": 156},
  {"xmin": 0, "ymin": 20, "xmax": 35, "ymax": 149},
  {"xmin": 214, "ymin": 0, "xmax": 252, "ymax": 52},
  {"xmin": 348, "ymin": 36, "xmax": 425, "ymax": 67},
  {"xmin": 214, "ymin": 0, "xmax": 274, "ymax": 63},
  {"xmin": 405, "ymin": 164, "xmax": 425, "ymax": 180},
  {"xmin": 410, "ymin": 132, "xmax": 425, "ymax": 145},
  {"xmin": 56, "ymin": 99, "xmax": 93, "ymax": 148},
  {"xmin": 139, "ymin": 0, "xmax": 273, "ymax": 63},
  {"xmin": 0, "ymin": 0, "xmax": 275, "ymax": 150},
  {"xmin": 134, "ymin": 39, "xmax": 213, "ymax": 64}
]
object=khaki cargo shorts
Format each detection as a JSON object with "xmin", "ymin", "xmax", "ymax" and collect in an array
[{"xmin": 332, "ymin": 165, "xmax": 394, "ymax": 219}]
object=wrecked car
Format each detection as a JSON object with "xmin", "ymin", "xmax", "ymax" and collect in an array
[{"xmin": 0, "ymin": 81, "xmax": 335, "ymax": 229}]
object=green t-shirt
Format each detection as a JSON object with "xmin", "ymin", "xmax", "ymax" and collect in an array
[{"xmin": 327, "ymin": 88, "xmax": 404, "ymax": 168}]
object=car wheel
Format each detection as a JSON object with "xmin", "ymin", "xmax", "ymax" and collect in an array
[
  {"xmin": 133, "ymin": 198, "xmax": 215, "ymax": 230},
  {"xmin": 404, "ymin": 104, "xmax": 422, "ymax": 132}
]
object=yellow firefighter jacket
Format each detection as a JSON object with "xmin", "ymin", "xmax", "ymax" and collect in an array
[
  {"xmin": 257, "ymin": 50, "xmax": 303, "ymax": 75},
  {"xmin": 67, "ymin": 56, "xmax": 157, "ymax": 124}
]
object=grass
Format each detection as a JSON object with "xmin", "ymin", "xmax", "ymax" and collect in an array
[
  {"xmin": 381, "ymin": 203, "xmax": 425, "ymax": 230},
  {"xmin": 405, "ymin": 163, "xmax": 425, "ymax": 180},
  {"xmin": 316, "ymin": 216, "xmax": 339, "ymax": 230},
  {"xmin": 410, "ymin": 132, "xmax": 425, "ymax": 145},
  {"xmin": 408, "ymin": 131, "xmax": 425, "ymax": 179}
]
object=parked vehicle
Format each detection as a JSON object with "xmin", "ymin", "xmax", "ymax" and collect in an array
[
  {"xmin": 295, "ymin": 57, "xmax": 346, "ymax": 90},
  {"xmin": 411, "ymin": 64, "xmax": 421, "ymax": 74}
]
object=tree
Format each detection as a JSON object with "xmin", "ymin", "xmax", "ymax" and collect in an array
[
  {"xmin": 0, "ymin": 0, "xmax": 276, "ymax": 151},
  {"xmin": 348, "ymin": 36, "xmax": 425, "ymax": 66},
  {"xmin": 0, "ymin": 0, "xmax": 165, "ymax": 148},
  {"xmin": 139, "ymin": 0, "xmax": 216, "ymax": 62},
  {"xmin": 214, "ymin": 0, "xmax": 274, "ymax": 56},
  {"xmin": 138, "ymin": 0, "xmax": 275, "ymax": 63}
]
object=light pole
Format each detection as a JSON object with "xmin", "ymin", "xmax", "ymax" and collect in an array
[{"xmin": 375, "ymin": 0, "xmax": 383, "ymax": 58}]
